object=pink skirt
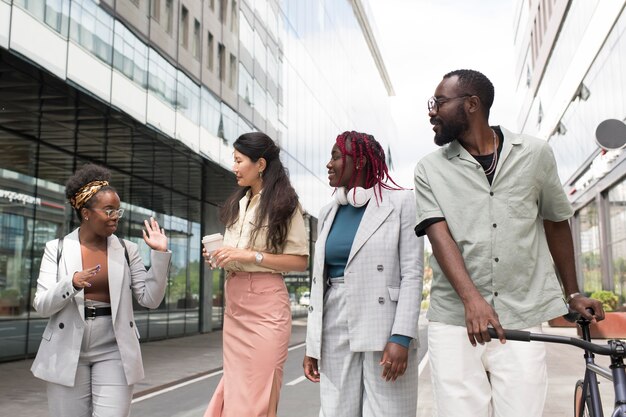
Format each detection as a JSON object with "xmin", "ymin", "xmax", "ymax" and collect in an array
[{"xmin": 204, "ymin": 272, "xmax": 291, "ymax": 417}]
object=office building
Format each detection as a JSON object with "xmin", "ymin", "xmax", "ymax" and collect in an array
[
  {"xmin": 513, "ymin": 0, "xmax": 626, "ymax": 301},
  {"xmin": 0, "ymin": 0, "xmax": 398, "ymax": 361}
]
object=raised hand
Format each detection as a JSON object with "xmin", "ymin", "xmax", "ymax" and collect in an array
[{"xmin": 143, "ymin": 217, "xmax": 168, "ymax": 252}]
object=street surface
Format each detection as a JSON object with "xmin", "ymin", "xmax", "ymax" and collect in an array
[{"xmin": 131, "ymin": 324, "xmax": 428, "ymax": 416}]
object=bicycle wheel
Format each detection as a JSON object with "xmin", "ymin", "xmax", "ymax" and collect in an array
[{"xmin": 574, "ymin": 379, "xmax": 593, "ymax": 417}]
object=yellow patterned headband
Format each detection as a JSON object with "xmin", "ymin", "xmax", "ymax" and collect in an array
[{"xmin": 70, "ymin": 180, "xmax": 109, "ymax": 209}]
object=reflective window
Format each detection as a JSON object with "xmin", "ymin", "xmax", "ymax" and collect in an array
[
  {"xmin": 254, "ymin": 80, "xmax": 266, "ymax": 119},
  {"xmin": 266, "ymin": 3, "xmax": 278, "ymax": 40},
  {"xmin": 239, "ymin": 13, "xmax": 254, "ymax": 55},
  {"xmin": 238, "ymin": 63, "xmax": 253, "ymax": 106},
  {"xmin": 267, "ymin": 51, "xmax": 278, "ymax": 86},
  {"xmin": 221, "ymin": 103, "xmax": 239, "ymax": 143},
  {"xmin": 549, "ymin": 7, "xmax": 626, "ymax": 183},
  {"xmin": 609, "ymin": 179, "xmax": 626, "ymax": 304},
  {"xmin": 14, "ymin": 0, "xmax": 70, "ymax": 37},
  {"xmin": 177, "ymin": 71, "xmax": 200, "ymax": 124},
  {"xmin": 254, "ymin": 31, "xmax": 266, "ymax": 70},
  {"xmin": 201, "ymin": 88, "xmax": 221, "ymax": 136},
  {"xmin": 148, "ymin": 48, "xmax": 177, "ymax": 107},
  {"xmin": 113, "ymin": 21, "xmax": 148, "ymax": 88},
  {"xmin": 238, "ymin": 116, "xmax": 254, "ymax": 138},
  {"xmin": 70, "ymin": 0, "xmax": 114, "ymax": 64},
  {"xmin": 267, "ymin": 93, "xmax": 278, "ymax": 129},
  {"xmin": 578, "ymin": 201, "xmax": 602, "ymax": 294}
]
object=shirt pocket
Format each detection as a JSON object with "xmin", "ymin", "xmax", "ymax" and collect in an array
[{"xmin": 507, "ymin": 184, "xmax": 538, "ymax": 219}]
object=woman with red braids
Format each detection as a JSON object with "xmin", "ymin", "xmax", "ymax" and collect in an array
[{"xmin": 303, "ymin": 131, "xmax": 424, "ymax": 416}]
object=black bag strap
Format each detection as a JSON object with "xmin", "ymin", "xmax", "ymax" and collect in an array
[
  {"xmin": 57, "ymin": 236, "xmax": 64, "ymax": 264},
  {"xmin": 117, "ymin": 236, "xmax": 130, "ymax": 268}
]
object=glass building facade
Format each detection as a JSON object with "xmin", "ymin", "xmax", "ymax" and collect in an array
[
  {"xmin": 513, "ymin": 0, "xmax": 626, "ymax": 305},
  {"xmin": 0, "ymin": 0, "xmax": 398, "ymax": 361}
]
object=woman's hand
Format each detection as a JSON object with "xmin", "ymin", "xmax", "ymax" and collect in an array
[
  {"xmin": 380, "ymin": 342, "xmax": 409, "ymax": 382},
  {"xmin": 303, "ymin": 355, "xmax": 320, "ymax": 383},
  {"xmin": 143, "ymin": 217, "xmax": 167, "ymax": 252},
  {"xmin": 72, "ymin": 265, "xmax": 100, "ymax": 290},
  {"xmin": 208, "ymin": 247, "xmax": 254, "ymax": 269}
]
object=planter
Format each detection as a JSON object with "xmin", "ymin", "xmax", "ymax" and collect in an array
[
  {"xmin": 577, "ymin": 312, "xmax": 626, "ymax": 339},
  {"xmin": 548, "ymin": 315, "xmax": 577, "ymax": 328}
]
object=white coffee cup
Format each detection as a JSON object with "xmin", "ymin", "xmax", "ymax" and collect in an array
[{"xmin": 202, "ymin": 233, "xmax": 223, "ymax": 254}]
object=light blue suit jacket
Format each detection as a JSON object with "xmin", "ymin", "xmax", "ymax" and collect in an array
[{"xmin": 305, "ymin": 188, "xmax": 424, "ymax": 359}]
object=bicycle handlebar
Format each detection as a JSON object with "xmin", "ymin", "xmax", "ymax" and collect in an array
[{"xmin": 487, "ymin": 328, "xmax": 625, "ymax": 356}]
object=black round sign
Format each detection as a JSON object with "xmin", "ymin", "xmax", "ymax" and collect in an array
[{"xmin": 595, "ymin": 119, "xmax": 626, "ymax": 150}]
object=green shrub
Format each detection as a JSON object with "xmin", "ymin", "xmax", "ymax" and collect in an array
[{"xmin": 590, "ymin": 290, "xmax": 619, "ymax": 312}]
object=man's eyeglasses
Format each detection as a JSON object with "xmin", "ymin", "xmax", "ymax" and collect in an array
[
  {"xmin": 427, "ymin": 94, "xmax": 472, "ymax": 112},
  {"xmin": 92, "ymin": 208, "xmax": 125, "ymax": 219}
]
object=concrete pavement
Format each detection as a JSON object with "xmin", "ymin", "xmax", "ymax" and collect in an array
[{"xmin": 0, "ymin": 317, "xmax": 617, "ymax": 416}]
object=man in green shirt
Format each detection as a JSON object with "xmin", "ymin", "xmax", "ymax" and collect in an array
[{"xmin": 414, "ymin": 69, "xmax": 604, "ymax": 417}]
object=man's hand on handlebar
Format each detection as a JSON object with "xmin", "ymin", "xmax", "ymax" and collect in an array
[
  {"xmin": 464, "ymin": 298, "xmax": 506, "ymax": 346},
  {"xmin": 568, "ymin": 295, "xmax": 605, "ymax": 323}
]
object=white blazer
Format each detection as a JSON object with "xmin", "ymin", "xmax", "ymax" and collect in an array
[
  {"xmin": 305, "ymin": 189, "xmax": 424, "ymax": 359},
  {"xmin": 31, "ymin": 228, "xmax": 172, "ymax": 387}
]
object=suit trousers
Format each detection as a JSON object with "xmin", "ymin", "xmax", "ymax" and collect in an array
[
  {"xmin": 46, "ymin": 301, "xmax": 133, "ymax": 417},
  {"xmin": 319, "ymin": 282, "xmax": 418, "ymax": 417},
  {"xmin": 428, "ymin": 321, "xmax": 547, "ymax": 417}
]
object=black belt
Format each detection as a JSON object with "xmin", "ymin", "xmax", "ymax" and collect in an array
[{"xmin": 84, "ymin": 306, "xmax": 112, "ymax": 320}]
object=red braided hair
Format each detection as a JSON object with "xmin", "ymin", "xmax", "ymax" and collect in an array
[{"xmin": 335, "ymin": 131, "xmax": 404, "ymax": 203}]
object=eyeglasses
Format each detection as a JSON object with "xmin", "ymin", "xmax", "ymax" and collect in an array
[
  {"xmin": 427, "ymin": 94, "xmax": 472, "ymax": 112},
  {"xmin": 91, "ymin": 208, "xmax": 125, "ymax": 219}
]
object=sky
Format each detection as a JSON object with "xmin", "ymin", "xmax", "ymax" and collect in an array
[{"xmin": 367, "ymin": 0, "xmax": 519, "ymax": 184}]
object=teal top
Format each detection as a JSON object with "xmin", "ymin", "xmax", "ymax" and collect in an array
[
  {"xmin": 325, "ymin": 203, "xmax": 411, "ymax": 349},
  {"xmin": 325, "ymin": 204, "xmax": 367, "ymax": 279}
]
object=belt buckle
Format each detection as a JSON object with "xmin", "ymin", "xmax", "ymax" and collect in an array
[{"xmin": 85, "ymin": 306, "xmax": 96, "ymax": 320}]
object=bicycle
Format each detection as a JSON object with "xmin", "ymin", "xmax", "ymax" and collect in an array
[{"xmin": 488, "ymin": 313, "xmax": 626, "ymax": 417}]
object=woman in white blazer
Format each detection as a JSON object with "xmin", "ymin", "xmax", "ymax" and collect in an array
[
  {"xmin": 303, "ymin": 131, "xmax": 424, "ymax": 417},
  {"xmin": 31, "ymin": 164, "xmax": 171, "ymax": 417}
]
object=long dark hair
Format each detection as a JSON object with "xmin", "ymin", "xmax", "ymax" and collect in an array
[{"xmin": 220, "ymin": 132, "xmax": 299, "ymax": 253}]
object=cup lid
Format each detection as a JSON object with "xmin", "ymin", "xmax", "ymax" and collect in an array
[{"xmin": 202, "ymin": 233, "xmax": 223, "ymax": 242}]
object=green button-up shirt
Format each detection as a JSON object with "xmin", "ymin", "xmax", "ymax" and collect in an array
[{"xmin": 414, "ymin": 127, "xmax": 572, "ymax": 329}]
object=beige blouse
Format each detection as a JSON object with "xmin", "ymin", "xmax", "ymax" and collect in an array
[{"xmin": 222, "ymin": 190, "xmax": 309, "ymax": 273}]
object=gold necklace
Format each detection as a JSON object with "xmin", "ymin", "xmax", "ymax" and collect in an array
[{"xmin": 484, "ymin": 129, "xmax": 498, "ymax": 176}]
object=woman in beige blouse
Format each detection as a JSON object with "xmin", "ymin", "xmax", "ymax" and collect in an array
[{"xmin": 203, "ymin": 132, "xmax": 309, "ymax": 417}]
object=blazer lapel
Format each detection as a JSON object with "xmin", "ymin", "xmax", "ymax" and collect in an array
[
  {"xmin": 64, "ymin": 229, "xmax": 85, "ymax": 319},
  {"xmin": 107, "ymin": 235, "xmax": 124, "ymax": 324},
  {"xmin": 346, "ymin": 196, "xmax": 393, "ymax": 267}
]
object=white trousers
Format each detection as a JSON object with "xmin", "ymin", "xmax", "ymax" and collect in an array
[
  {"xmin": 319, "ymin": 283, "xmax": 418, "ymax": 417},
  {"xmin": 46, "ymin": 302, "xmax": 133, "ymax": 417},
  {"xmin": 428, "ymin": 321, "xmax": 547, "ymax": 417}
]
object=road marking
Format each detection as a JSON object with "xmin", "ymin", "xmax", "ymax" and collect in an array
[
  {"xmin": 418, "ymin": 351, "xmax": 429, "ymax": 376},
  {"xmin": 132, "ymin": 342, "xmax": 307, "ymax": 403},
  {"xmin": 286, "ymin": 375, "xmax": 307, "ymax": 386},
  {"xmin": 288, "ymin": 342, "xmax": 305, "ymax": 351},
  {"xmin": 132, "ymin": 369, "xmax": 223, "ymax": 404}
]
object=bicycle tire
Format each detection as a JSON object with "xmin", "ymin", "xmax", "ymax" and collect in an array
[{"xmin": 574, "ymin": 379, "xmax": 593, "ymax": 417}]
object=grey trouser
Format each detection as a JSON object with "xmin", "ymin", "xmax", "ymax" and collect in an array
[
  {"xmin": 46, "ymin": 301, "xmax": 133, "ymax": 417},
  {"xmin": 319, "ymin": 282, "xmax": 418, "ymax": 417}
]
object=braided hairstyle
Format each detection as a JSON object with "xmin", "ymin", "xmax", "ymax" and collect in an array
[
  {"xmin": 65, "ymin": 164, "xmax": 117, "ymax": 221},
  {"xmin": 335, "ymin": 131, "xmax": 404, "ymax": 202}
]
